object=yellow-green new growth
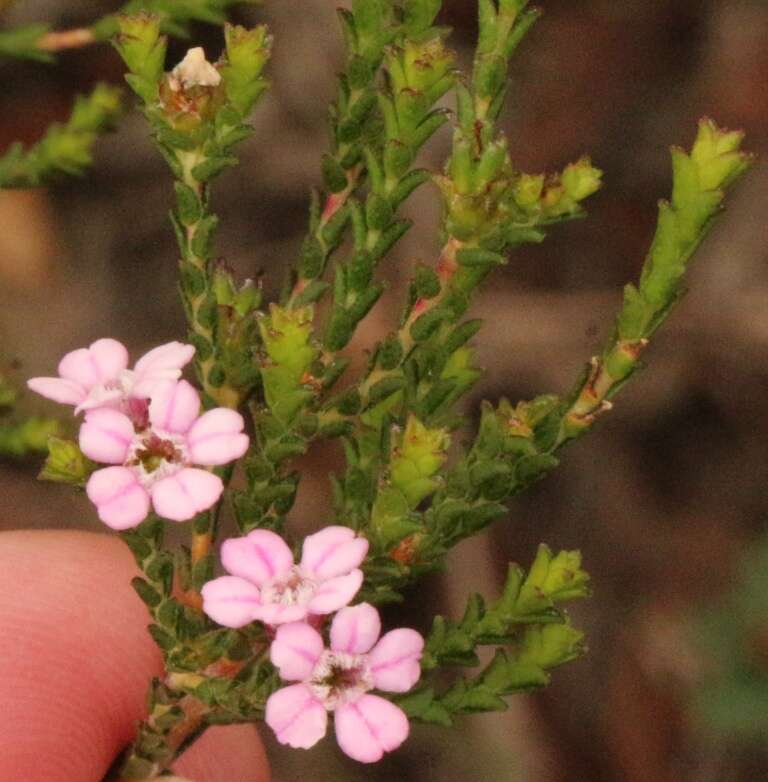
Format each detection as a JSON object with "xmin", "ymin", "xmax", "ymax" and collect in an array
[
  {"xmin": 258, "ymin": 304, "xmax": 319, "ymax": 424},
  {"xmin": 115, "ymin": 14, "xmax": 167, "ymax": 104},
  {"xmin": 517, "ymin": 544, "xmax": 592, "ymax": 611},
  {"xmin": 38, "ymin": 436, "xmax": 95, "ymax": 485},
  {"xmin": 515, "ymin": 621, "xmax": 586, "ymax": 671},
  {"xmin": 220, "ymin": 24, "xmax": 272, "ymax": 117},
  {"xmin": 690, "ymin": 118, "xmax": 751, "ymax": 191},
  {"xmin": 390, "ymin": 415, "xmax": 450, "ymax": 507}
]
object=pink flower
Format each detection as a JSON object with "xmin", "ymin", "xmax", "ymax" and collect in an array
[
  {"xmin": 201, "ymin": 527, "xmax": 369, "ymax": 627},
  {"xmin": 80, "ymin": 379, "xmax": 248, "ymax": 530},
  {"xmin": 266, "ymin": 603, "xmax": 423, "ymax": 763},
  {"xmin": 27, "ymin": 338, "xmax": 195, "ymax": 425}
]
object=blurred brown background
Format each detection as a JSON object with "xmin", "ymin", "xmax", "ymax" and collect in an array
[{"xmin": 2, "ymin": 1, "xmax": 768, "ymax": 780}]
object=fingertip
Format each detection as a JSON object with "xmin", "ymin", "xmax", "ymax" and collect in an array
[
  {"xmin": 0, "ymin": 530, "xmax": 271, "ymax": 782},
  {"xmin": 173, "ymin": 723, "xmax": 271, "ymax": 782},
  {"xmin": 0, "ymin": 530, "xmax": 162, "ymax": 782}
]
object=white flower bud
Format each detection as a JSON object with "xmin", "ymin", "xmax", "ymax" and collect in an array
[{"xmin": 171, "ymin": 47, "xmax": 221, "ymax": 89}]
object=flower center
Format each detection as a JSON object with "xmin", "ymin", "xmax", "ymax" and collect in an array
[
  {"xmin": 126, "ymin": 429, "xmax": 188, "ymax": 486},
  {"xmin": 260, "ymin": 567, "xmax": 316, "ymax": 607},
  {"xmin": 308, "ymin": 650, "xmax": 373, "ymax": 710},
  {"xmin": 84, "ymin": 371, "xmax": 150, "ymax": 429}
]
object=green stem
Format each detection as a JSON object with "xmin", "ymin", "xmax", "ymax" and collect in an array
[
  {"xmin": 287, "ymin": 163, "xmax": 363, "ymax": 308},
  {"xmin": 358, "ymin": 237, "xmax": 462, "ymax": 403}
]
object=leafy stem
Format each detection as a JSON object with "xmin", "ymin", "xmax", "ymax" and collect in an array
[
  {"xmin": 0, "ymin": 84, "xmax": 122, "ymax": 188},
  {"xmin": 0, "ymin": 1, "xmax": 253, "ymax": 62},
  {"xmin": 397, "ymin": 544, "xmax": 590, "ymax": 724}
]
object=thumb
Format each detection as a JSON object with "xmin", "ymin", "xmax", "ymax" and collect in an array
[{"xmin": 0, "ymin": 529, "xmax": 270, "ymax": 782}]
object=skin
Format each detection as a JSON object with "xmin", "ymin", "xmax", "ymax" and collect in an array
[{"xmin": 0, "ymin": 530, "xmax": 270, "ymax": 782}]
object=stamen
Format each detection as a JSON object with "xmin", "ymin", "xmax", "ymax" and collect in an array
[
  {"xmin": 260, "ymin": 567, "xmax": 317, "ymax": 607},
  {"xmin": 308, "ymin": 650, "xmax": 374, "ymax": 709}
]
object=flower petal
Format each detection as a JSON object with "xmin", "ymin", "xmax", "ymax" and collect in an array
[
  {"xmin": 75, "ymin": 385, "xmax": 124, "ymax": 414},
  {"xmin": 201, "ymin": 575, "xmax": 262, "ymax": 629},
  {"xmin": 266, "ymin": 684, "xmax": 327, "ymax": 750},
  {"xmin": 330, "ymin": 603, "xmax": 381, "ymax": 655},
  {"xmin": 251, "ymin": 602, "xmax": 308, "ymax": 626},
  {"xmin": 334, "ymin": 694, "xmax": 409, "ymax": 763},
  {"xmin": 79, "ymin": 408, "xmax": 134, "ymax": 464},
  {"xmin": 307, "ymin": 569, "xmax": 363, "ymax": 616},
  {"xmin": 131, "ymin": 341, "xmax": 195, "ymax": 397},
  {"xmin": 186, "ymin": 408, "xmax": 249, "ymax": 466},
  {"xmin": 369, "ymin": 629, "xmax": 424, "ymax": 693},
  {"xmin": 300, "ymin": 526, "xmax": 369, "ymax": 581},
  {"xmin": 26, "ymin": 377, "xmax": 86, "ymax": 406},
  {"xmin": 150, "ymin": 467, "xmax": 222, "ymax": 521},
  {"xmin": 86, "ymin": 466, "xmax": 150, "ymax": 530},
  {"xmin": 271, "ymin": 622, "xmax": 324, "ymax": 681},
  {"xmin": 58, "ymin": 338, "xmax": 128, "ymax": 388},
  {"xmin": 148, "ymin": 379, "xmax": 200, "ymax": 434},
  {"xmin": 220, "ymin": 530, "xmax": 294, "ymax": 586}
]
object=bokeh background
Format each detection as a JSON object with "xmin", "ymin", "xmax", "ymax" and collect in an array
[{"xmin": 2, "ymin": 1, "xmax": 768, "ymax": 780}]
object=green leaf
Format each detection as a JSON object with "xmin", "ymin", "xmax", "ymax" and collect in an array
[
  {"xmin": 410, "ymin": 306, "xmax": 450, "ymax": 342},
  {"xmin": 366, "ymin": 376, "xmax": 406, "ymax": 408},
  {"xmin": 0, "ymin": 417, "xmax": 61, "ymax": 459},
  {"xmin": 221, "ymin": 24, "xmax": 272, "ymax": 117},
  {"xmin": 403, "ymin": 0, "xmax": 441, "ymax": 36},
  {"xmin": 365, "ymin": 193, "xmax": 393, "ymax": 231},
  {"xmin": 190, "ymin": 215, "xmax": 219, "ymax": 259},
  {"xmin": 113, "ymin": 14, "xmax": 167, "ymax": 104},
  {"xmin": 0, "ymin": 24, "xmax": 52, "ymax": 63},
  {"xmin": 396, "ymin": 687, "xmax": 453, "ymax": 726},
  {"xmin": 132, "ymin": 576, "xmax": 163, "ymax": 608},
  {"xmin": 38, "ymin": 437, "xmax": 95, "ymax": 485},
  {"xmin": 389, "ymin": 168, "xmax": 431, "ymax": 208},
  {"xmin": 292, "ymin": 280, "xmax": 330, "ymax": 307},
  {"xmin": 1, "ymin": 84, "xmax": 122, "ymax": 189},
  {"xmin": 378, "ymin": 336, "xmax": 404, "ymax": 370},
  {"xmin": 515, "ymin": 544, "xmax": 591, "ymax": 616},
  {"xmin": 516, "ymin": 622, "xmax": 586, "ymax": 669},
  {"xmin": 456, "ymin": 247, "xmax": 507, "ymax": 268},
  {"xmin": 412, "ymin": 265, "xmax": 440, "ymax": 299},
  {"xmin": 191, "ymin": 155, "xmax": 238, "ymax": 182},
  {"xmin": 348, "ymin": 283, "xmax": 384, "ymax": 322},
  {"xmin": 390, "ymin": 415, "xmax": 450, "ymax": 507},
  {"xmin": 322, "ymin": 155, "xmax": 349, "ymax": 194},
  {"xmin": 174, "ymin": 181, "xmax": 203, "ymax": 225}
]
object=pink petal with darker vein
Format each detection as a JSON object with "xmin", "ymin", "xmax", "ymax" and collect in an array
[
  {"xmin": 300, "ymin": 525, "xmax": 369, "ymax": 580},
  {"xmin": 79, "ymin": 408, "xmax": 134, "ymax": 464},
  {"xmin": 334, "ymin": 694, "xmax": 409, "ymax": 763},
  {"xmin": 270, "ymin": 622, "xmax": 324, "ymax": 681},
  {"xmin": 221, "ymin": 530, "xmax": 294, "ymax": 586},
  {"xmin": 148, "ymin": 379, "xmax": 200, "ymax": 434},
  {"xmin": 201, "ymin": 575, "xmax": 262, "ymax": 628},
  {"xmin": 150, "ymin": 467, "xmax": 222, "ymax": 521},
  {"xmin": 58, "ymin": 338, "xmax": 128, "ymax": 388},
  {"xmin": 186, "ymin": 408, "xmax": 249, "ymax": 465},
  {"xmin": 251, "ymin": 602, "xmax": 307, "ymax": 626},
  {"xmin": 329, "ymin": 603, "xmax": 381, "ymax": 655},
  {"xmin": 86, "ymin": 466, "xmax": 149, "ymax": 530},
  {"xmin": 307, "ymin": 569, "xmax": 363, "ymax": 615},
  {"xmin": 265, "ymin": 684, "xmax": 327, "ymax": 750},
  {"xmin": 368, "ymin": 628, "xmax": 424, "ymax": 692},
  {"xmin": 26, "ymin": 376, "xmax": 85, "ymax": 406},
  {"xmin": 132, "ymin": 341, "xmax": 195, "ymax": 396}
]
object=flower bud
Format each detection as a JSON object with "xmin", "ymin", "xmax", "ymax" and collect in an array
[{"xmin": 171, "ymin": 47, "xmax": 221, "ymax": 89}]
